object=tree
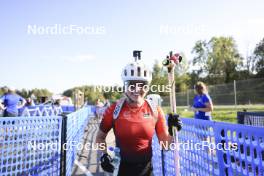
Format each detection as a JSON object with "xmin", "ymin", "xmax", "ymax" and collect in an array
[
  {"xmin": 149, "ymin": 60, "xmax": 169, "ymax": 96},
  {"xmin": 174, "ymin": 53, "xmax": 191, "ymax": 91},
  {"xmin": 62, "ymin": 85, "xmax": 123, "ymax": 104},
  {"xmin": 253, "ymin": 38, "xmax": 264, "ymax": 78},
  {"xmin": 100, "ymin": 85, "xmax": 122, "ymax": 102},
  {"xmin": 0, "ymin": 87, "xmax": 5, "ymax": 96},
  {"xmin": 17, "ymin": 88, "xmax": 29, "ymax": 98},
  {"xmin": 27, "ymin": 88, "xmax": 52, "ymax": 99},
  {"xmin": 192, "ymin": 40, "xmax": 208, "ymax": 78},
  {"xmin": 188, "ymin": 71, "xmax": 201, "ymax": 88},
  {"xmin": 192, "ymin": 37, "xmax": 243, "ymax": 84},
  {"xmin": 150, "ymin": 57, "xmax": 191, "ymax": 96}
]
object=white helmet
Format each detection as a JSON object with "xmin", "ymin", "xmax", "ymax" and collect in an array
[{"xmin": 121, "ymin": 61, "xmax": 152, "ymax": 83}]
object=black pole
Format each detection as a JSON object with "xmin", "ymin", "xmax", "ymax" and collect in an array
[
  {"xmin": 237, "ymin": 112, "xmax": 245, "ymax": 124},
  {"xmin": 60, "ymin": 114, "xmax": 68, "ymax": 176},
  {"xmin": 161, "ymin": 149, "xmax": 165, "ymax": 176}
]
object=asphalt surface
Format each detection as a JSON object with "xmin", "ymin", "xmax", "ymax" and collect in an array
[{"xmin": 71, "ymin": 118, "xmax": 115, "ymax": 176}]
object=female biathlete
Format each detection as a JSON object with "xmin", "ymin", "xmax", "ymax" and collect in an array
[{"xmin": 96, "ymin": 51, "xmax": 182, "ymax": 176}]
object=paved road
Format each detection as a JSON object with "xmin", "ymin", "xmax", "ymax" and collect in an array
[{"xmin": 71, "ymin": 118, "xmax": 115, "ymax": 176}]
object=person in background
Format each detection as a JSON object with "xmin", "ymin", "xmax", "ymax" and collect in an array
[
  {"xmin": 96, "ymin": 99, "xmax": 104, "ymax": 107},
  {"xmin": 0, "ymin": 87, "xmax": 26, "ymax": 117},
  {"xmin": 25, "ymin": 97, "xmax": 35, "ymax": 106},
  {"xmin": 53, "ymin": 99, "xmax": 61, "ymax": 107},
  {"xmin": 0, "ymin": 86, "xmax": 9, "ymax": 116},
  {"xmin": 95, "ymin": 98, "xmax": 105, "ymax": 121},
  {"xmin": 104, "ymin": 99, "xmax": 111, "ymax": 107},
  {"xmin": 191, "ymin": 81, "xmax": 214, "ymax": 120},
  {"xmin": 1, "ymin": 86, "xmax": 9, "ymax": 95}
]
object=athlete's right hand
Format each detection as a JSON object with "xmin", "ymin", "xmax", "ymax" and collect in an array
[{"xmin": 100, "ymin": 153, "xmax": 114, "ymax": 173}]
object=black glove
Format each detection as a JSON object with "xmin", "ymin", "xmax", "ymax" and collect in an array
[
  {"xmin": 100, "ymin": 153, "xmax": 114, "ymax": 173},
  {"xmin": 168, "ymin": 113, "xmax": 182, "ymax": 136}
]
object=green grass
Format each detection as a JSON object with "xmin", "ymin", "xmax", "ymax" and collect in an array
[{"xmin": 161, "ymin": 105, "xmax": 264, "ymax": 123}]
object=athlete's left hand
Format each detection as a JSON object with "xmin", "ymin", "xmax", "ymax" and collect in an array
[
  {"xmin": 167, "ymin": 113, "xmax": 182, "ymax": 136},
  {"xmin": 100, "ymin": 153, "xmax": 114, "ymax": 173}
]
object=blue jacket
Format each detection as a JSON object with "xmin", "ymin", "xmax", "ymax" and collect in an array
[
  {"xmin": 193, "ymin": 93, "xmax": 212, "ymax": 120},
  {"xmin": 0, "ymin": 93, "xmax": 25, "ymax": 114}
]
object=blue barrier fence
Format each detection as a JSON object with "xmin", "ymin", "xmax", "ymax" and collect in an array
[
  {"xmin": 0, "ymin": 106, "xmax": 94, "ymax": 176},
  {"xmin": 64, "ymin": 107, "xmax": 94, "ymax": 176},
  {"xmin": 21, "ymin": 106, "xmax": 63, "ymax": 117},
  {"xmin": 18, "ymin": 105, "xmax": 75, "ymax": 117},
  {"xmin": 2, "ymin": 106, "xmax": 264, "ymax": 176},
  {"xmin": 152, "ymin": 118, "xmax": 264, "ymax": 176},
  {"xmin": 0, "ymin": 116, "xmax": 62, "ymax": 176},
  {"xmin": 61, "ymin": 106, "xmax": 75, "ymax": 114}
]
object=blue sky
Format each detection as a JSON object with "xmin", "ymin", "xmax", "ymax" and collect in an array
[{"xmin": 1, "ymin": 0, "xmax": 264, "ymax": 93}]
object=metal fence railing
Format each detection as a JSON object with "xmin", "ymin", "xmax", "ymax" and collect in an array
[
  {"xmin": 162, "ymin": 78, "xmax": 264, "ymax": 106},
  {"xmin": 237, "ymin": 111, "xmax": 264, "ymax": 127}
]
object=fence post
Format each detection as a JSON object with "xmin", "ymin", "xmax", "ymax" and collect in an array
[
  {"xmin": 234, "ymin": 80, "xmax": 237, "ymax": 108},
  {"xmin": 237, "ymin": 112, "xmax": 245, "ymax": 124},
  {"xmin": 60, "ymin": 114, "xmax": 68, "ymax": 176},
  {"xmin": 187, "ymin": 89, "xmax": 189, "ymax": 106}
]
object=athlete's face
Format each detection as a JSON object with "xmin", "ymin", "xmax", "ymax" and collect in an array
[{"xmin": 126, "ymin": 81, "xmax": 148, "ymax": 103}]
